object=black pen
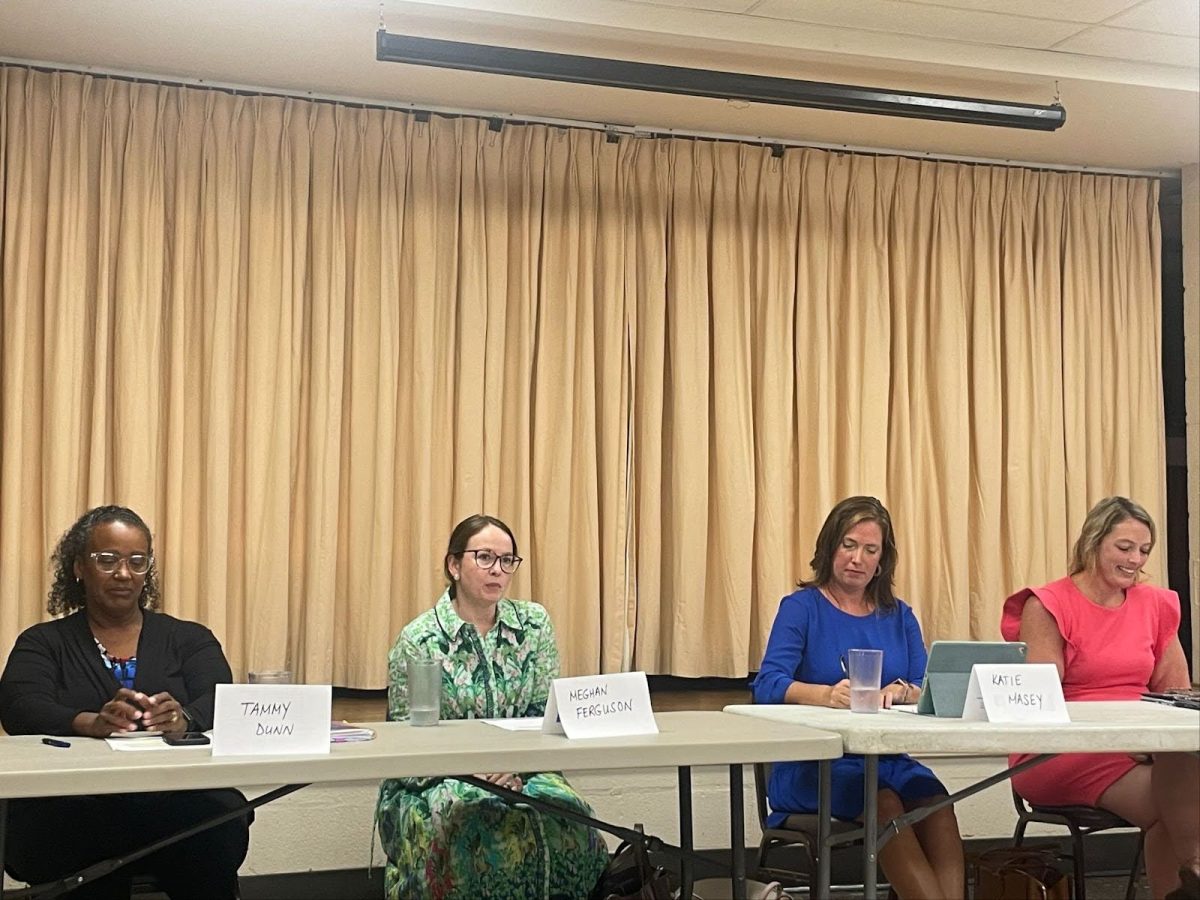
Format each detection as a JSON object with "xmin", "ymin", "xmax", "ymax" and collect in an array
[{"xmin": 41, "ymin": 737, "xmax": 71, "ymax": 748}]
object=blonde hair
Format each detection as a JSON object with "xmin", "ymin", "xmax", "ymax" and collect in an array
[{"xmin": 1068, "ymin": 496, "xmax": 1156, "ymax": 576}]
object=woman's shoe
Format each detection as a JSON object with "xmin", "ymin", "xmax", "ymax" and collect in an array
[{"xmin": 1164, "ymin": 866, "xmax": 1200, "ymax": 900}]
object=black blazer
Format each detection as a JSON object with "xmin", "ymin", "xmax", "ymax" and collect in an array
[{"xmin": 0, "ymin": 610, "xmax": 232, "ymax": 736}]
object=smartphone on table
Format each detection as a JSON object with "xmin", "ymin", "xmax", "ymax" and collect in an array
[{"xmin": 162, "ymin": 732, "xmax": 211, "ymax": 746}]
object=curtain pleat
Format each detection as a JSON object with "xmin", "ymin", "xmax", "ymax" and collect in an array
[{"xmin": 0, "ymin": 67, "xmax": 1166, "ymax": 685}]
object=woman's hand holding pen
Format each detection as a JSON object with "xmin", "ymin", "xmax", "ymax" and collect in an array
[
  {"xmin": 826, "ymin": 654, "xmax": 853, "ymax": 708},
  {"xmin": 826, "ymin": 680, "xmax": 852, "ymax": 708}
]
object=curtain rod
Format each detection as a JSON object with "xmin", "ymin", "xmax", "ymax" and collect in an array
[{"xmin": 0, "ymin": 57, "xmax": 1177, "ymax": 180}]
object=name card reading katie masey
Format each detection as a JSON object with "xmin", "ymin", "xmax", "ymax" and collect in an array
[
  {"xmin": 542, "ymin": 672, "xmax": 658, "ymax": 739},
  {"xmin": 961, "ymin": 663, "xmax": 1069, "ymax": 724},
  {"xmin": 212, "ymin": 684, "xmax": 332, "ymax": 756}
]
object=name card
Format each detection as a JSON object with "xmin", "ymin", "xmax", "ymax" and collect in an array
[
  {"xmin": 542, "ymin": 672, "xmax": 658, "ymax": 739},
  {"xmin": 962, "ymin": 663, "xmax": 1069, "ymax": 723},
  {"xmin": 212, "ymin": 684, "xmax": 332, "ymax": 756}
]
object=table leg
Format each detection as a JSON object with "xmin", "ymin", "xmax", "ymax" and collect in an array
[
  {"xmin": 1, "ymin": 798, "xmax": 8, "ymax": 900},
  {"xmin": 816, "ymin": 759, "xmax": 831, "ymax": 899},
  {"xmin": 729, "ymin": 764, "xmax": 746, "ymax": 900},
  {"xmin": 863, "ymin": 754, "xmax": 879, "ymax": 900},
  {"xmin": 678, "ymin": 767, "xmax": 694, "ymax": 900}
]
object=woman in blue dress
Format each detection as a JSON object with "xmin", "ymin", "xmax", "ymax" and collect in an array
[{"xmin": 753, "ymin": 496, "xmax": 964, "ymax": 900}]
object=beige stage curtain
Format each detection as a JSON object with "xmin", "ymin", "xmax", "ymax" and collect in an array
[{"xmin": 0, "ymin": 67, "xmax": 1165, "ymax": 685}]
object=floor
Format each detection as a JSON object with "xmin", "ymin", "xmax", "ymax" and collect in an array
[{"xmin": 719, "ymin": 873, "xmax": 1148, "ymax": 899}]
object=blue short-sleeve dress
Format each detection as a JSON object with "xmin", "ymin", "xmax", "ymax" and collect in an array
[{"xmin": 752, "ymin": 586, "xmax": 946, "ymax": 823}]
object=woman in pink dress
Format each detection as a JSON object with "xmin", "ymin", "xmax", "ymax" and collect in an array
[{"xmin": 1001, "ymin": 497, "xmax": 1199, "ymax": 899}]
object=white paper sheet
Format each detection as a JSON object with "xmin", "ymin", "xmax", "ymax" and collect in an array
[
  {"xmin": 482, "ymin": 718, "xmax": 544, "ymax": 731},
  {"xmin": 106, "ymin": 736, "xmax": 200, "ymax": 751}
]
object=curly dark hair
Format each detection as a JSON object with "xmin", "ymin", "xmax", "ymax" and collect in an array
[{"xmin": 48, "ymin": 505, "xmax": 161, "ymax": 616}]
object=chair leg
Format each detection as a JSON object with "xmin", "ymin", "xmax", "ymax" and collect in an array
[
  {"xmin": 1123, "ymin": 831, "xmax": 1144, "ymax": 900},
  {"xmin": 1013, "ymin": 819, "xmax": 1029, "ymax": 847},
  {"xmin": 1071, "ymin": 828, "xmax": 1088, "ymax": 900}
]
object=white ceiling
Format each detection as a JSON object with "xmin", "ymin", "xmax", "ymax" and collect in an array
[{"xmin": 0, "ymin": 0, "xmax": 1197, "ymax": 172}]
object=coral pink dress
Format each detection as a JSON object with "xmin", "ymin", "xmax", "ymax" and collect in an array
[{"xmin": 1000, "ymin": 576, "xmax": 1181, "ymax": 806}]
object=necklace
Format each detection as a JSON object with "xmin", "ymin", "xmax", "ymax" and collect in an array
[
  {"xmin": 94, "ymin": 636, "xmax": 138, "ymax": 690},
  {"xmin": 821, "ymin": 586, "xmax": 872, "ymax": 615}
]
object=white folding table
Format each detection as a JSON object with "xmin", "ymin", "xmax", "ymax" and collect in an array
[
  {"xmin": 725, "ymin": 700, "xmax": 1200, "ymax": 899},
  {"xmin": 1, "ymin": 710, "xmax": 843, "ymax": 900}
]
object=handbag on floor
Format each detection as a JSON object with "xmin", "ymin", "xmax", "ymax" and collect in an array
[
  {"xmin": 592, "ymin": 826, "xmax": 674, "ymax": 900},
  {"xmin": 973, "ymin": 847, "xmax": 1071, "ymax": 900}
]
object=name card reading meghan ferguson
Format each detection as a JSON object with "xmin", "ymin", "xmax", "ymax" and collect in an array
[{"xmin": 542, "ymin": 672, "xmax": 658, "ymax": 739}]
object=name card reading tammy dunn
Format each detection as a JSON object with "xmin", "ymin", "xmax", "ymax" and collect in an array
[
  {"xmin": 212, "ymin": 684, "xmax": 332, "ymax": 756},
  {"xmin": 961, "ymin": 663, "xmax": 1069, "ymax": 724},
  {"xmin": 542, "ymin": 672, "xmax": 658, "ymax": 739}
]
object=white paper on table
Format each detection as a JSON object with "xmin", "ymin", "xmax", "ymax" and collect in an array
[
  {"xmin": 891, "ymin": 703, "xmax": 920, "ymax": 715},
  {"xmin": 481, "ymin": 718, "xmax": 545, "ymax": 731},
  {"xmin": 106, "ymin": 737, "xmax": 175, "ymax": 751}
]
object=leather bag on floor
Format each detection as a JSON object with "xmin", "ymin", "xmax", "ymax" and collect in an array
[
  {"xmin": 592, "ymin": 832, "xmax": 674, "ymax": 900},
  {"xmin": 974, "ymin": 847, "xmax": 1071, "ymax": 900}
]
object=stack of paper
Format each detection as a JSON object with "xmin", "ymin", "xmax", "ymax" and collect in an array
[{"xmin": 330, "ymin": 720, "xmax": 376, "ymax": 743}]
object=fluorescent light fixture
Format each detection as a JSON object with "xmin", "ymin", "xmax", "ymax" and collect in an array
[{"xmin": 376, "ymin": 32, "xmax": 1066, "ymax": 132}]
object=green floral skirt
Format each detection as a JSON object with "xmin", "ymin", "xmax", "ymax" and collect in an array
[{"xmin": 378, "ymin": 772, "xmax": 610, "ymax": 900}]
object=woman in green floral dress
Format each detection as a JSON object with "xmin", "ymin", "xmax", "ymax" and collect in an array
[{"xmin": 375, "ymin": 514, "xmax": 610, "ymax": 900}]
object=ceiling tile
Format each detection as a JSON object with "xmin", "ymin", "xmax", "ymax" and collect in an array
[
  {"xmin": 750, "ymin": 0, "xmax": 1084, "ymax": 48},
  {"xmin": 1054, "ymin": 24, "xmax": 1200, "ymax": 66},
  {"xmin": 899, "ymin": 0, "xmax": 1141, "ymax": 25},
  {"xmin": 1108, "ymin": 0, "xmax": 1200, "ymax": 37}
]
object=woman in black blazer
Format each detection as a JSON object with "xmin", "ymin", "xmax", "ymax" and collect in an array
[{"xmin": 0, "ymin": 505, "xmax": 251, "ymax": 900}]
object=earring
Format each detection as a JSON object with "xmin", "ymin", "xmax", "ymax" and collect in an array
[{"xmin": 452, "ymin": 573, "xmax": 460, "ymax": 581}]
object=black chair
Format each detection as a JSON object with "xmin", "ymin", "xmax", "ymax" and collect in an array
[
  {"xmin": 131, "ymin": 873, "xmax": 168, "ymax": 897},
  {"xmin": 752, "ymin": 761, "xmax": 863, "ymax": 890},
  {"xmin": 1011, "ymin": 786, "xmax": 1144, "ymax": 900}
]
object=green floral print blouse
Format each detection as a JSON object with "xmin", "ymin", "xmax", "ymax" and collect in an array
[{"xmin": 374, "ymin": 590, "xmax": 609, "ymax": 900}]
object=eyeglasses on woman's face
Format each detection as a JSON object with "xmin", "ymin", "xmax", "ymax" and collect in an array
[
  {"xmin": 89, "ymin": 551, "xmax": 152, "ymax": 576},
  {"xmin": 460, "ymin": 548, "xmax": 523, "ymax": 574}
]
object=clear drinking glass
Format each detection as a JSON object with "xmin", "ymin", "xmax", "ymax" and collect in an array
[
  {"xmin": 248, "ymin": 670, "xmax": 293, "ymax": 684},
  {"xmin": 406, "ymin": 656, "xmax": 442, "ymax": 726},
  {"xmin": 847, "ymin": 648, "xmax": 883, "ymax": 713}
]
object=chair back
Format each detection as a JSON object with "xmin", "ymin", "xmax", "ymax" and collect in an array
[{"xmin": 753, "ymin": 761, "xmax": 773, "ymax": 829}]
